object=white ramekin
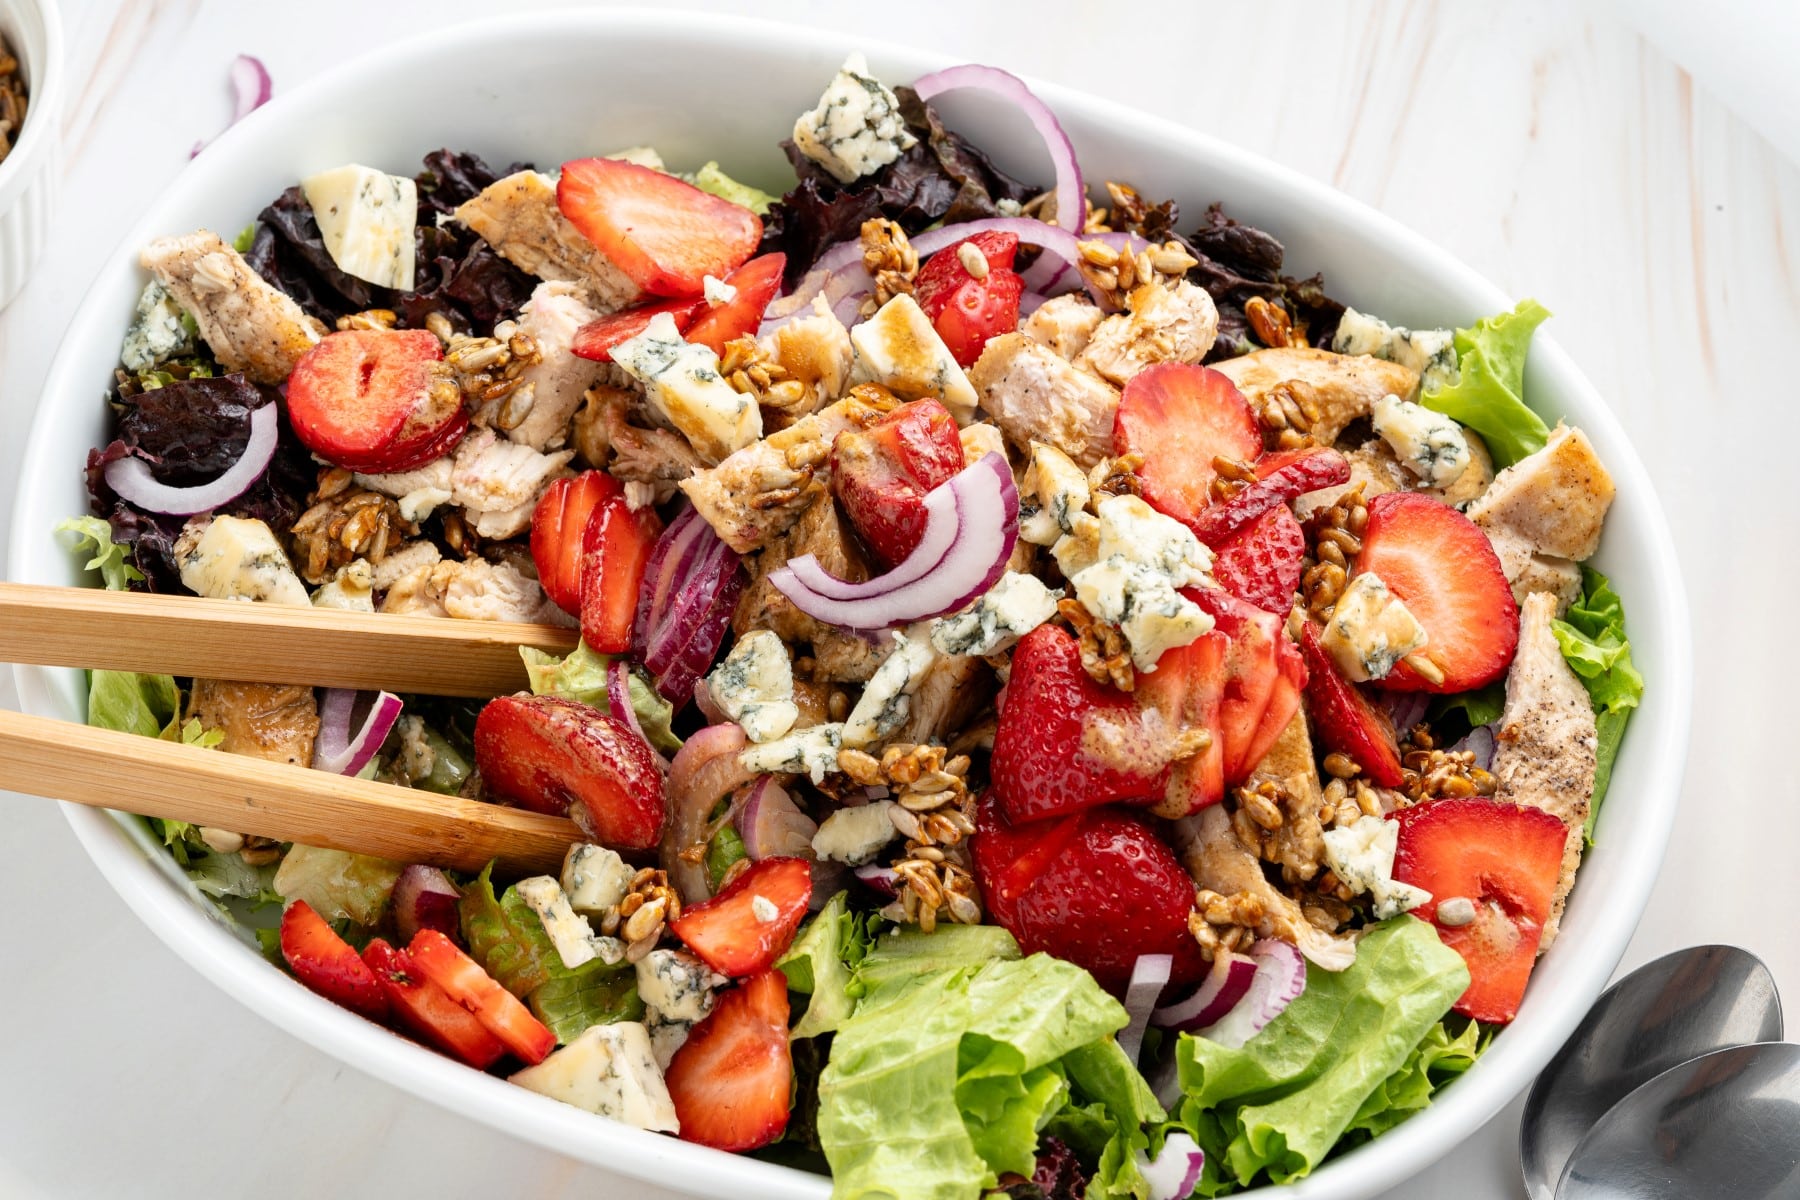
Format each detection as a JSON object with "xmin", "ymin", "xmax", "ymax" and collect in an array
[{"xmin": 0, "ymin": 0, "xmax": 62, "ymax": 311}]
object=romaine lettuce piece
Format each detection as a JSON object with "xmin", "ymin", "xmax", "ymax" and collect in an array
[
  {"xmin": 691, "ymin": 161, "xmax": 776, "ymax": 215},
  {"xmin": 1551, "ymin": 566, "xmax": 1644, "ymax": 835},
  {"xmin": 272, "ymin": 845, "xmax": 401, "ymax": 926},
  {"xmin": 852, "ymin": 924, "xmax": 1020, "ymax": 999},
  {"xmin": 519, "ymin": 642, "xmax": 681, "ymax": 753},
  {"xmin": 778, "ymin": 891, "xmax": 872, "ymax": 1039},
  {"xmin": 1421, "ymin": 299, "xmax": 1552, "ymax": 468}
]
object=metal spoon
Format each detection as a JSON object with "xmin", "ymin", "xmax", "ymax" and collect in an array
[
  {"xmin": 1520, "ymin": 944, "xmax": 1783, "ymax": 1200},
  {"xmin": 1556, "ymin": 1041, "xmax": 1800, "ymax": 1199}
]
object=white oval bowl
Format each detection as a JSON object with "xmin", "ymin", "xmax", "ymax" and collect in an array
[
  {"xmin": 7, "ymin": 12, "xmax": 1690, "ymax": 1199},
  {"xmin": 0, "ymin": 0, "xmax": 65, "ymax": 311}
]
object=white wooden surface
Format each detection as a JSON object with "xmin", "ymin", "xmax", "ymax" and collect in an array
[{"xmin": 1, "ymin": 1, "xmax": 1796, "ymax": 1197}]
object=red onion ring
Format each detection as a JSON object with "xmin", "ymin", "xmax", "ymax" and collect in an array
[
  {"xmin": 1191, "ymin": 938, "xmax": 1307, "ymax": 1049},
  {"xmin": 190, "ymin": 54, "xmax": 274, "ymax": 158},
  {"xmin": 102, "ymin": 403, "xmax": 279, "ymax": 516},
  {"xmin": 785, "ymin": 472, "xmax": 959, "ymax": 600},
  {"xmin": 661, "ymin": 724, "xmax": 758, "ymax": 903},
  {"xmin": 607, "ymin": 660, "xmax": 668, "ymax": 771},
  {"xmin": 1119, "ymin": 953, "xmax": 1173, "ymax": 1064},
  {"xmin": 1137, "ymin": 1133, "xmax": 1206, "ymax": 1200},
  {"xmin": 737, "ymin": 776, "xmax": 818, "ymax": 860},
  {"xmin": 1152, "ymin": 948, "xmax": 1257, "ymax": 1031},
  {"xmin": 631, "ymin": 504, "xmax": 702, "ymax": 658},
  {"xmin": 313, "ymin": 688, "xmax": 403, "ymax": 776},
  {"xmin": 911, "ymin": 64, "xmax": 1086, "ymax": 235}
]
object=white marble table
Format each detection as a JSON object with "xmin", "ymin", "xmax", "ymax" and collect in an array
[{"xmin": 2, "ymin": 1, "xmax": 1795, "ymax": 1197}]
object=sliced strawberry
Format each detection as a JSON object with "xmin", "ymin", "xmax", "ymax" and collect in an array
[
  {"xmin": 279, "ymin": 899, "xmax": 389, "ymax": 1023},
  {"xmin": 1298, "ymin": 622, "xmax": 1405, "ymax": 787},
  {"xmin": 570, "ymin": 298, "xmax": 701, "ymax": 363},
  {"xmin": 1390, "ymin": 799, "xmax": 1570, "ymax": 1023},
  {"xmin": 1187, "ymin": 446, "xmax": 1351, "ymax": 548},
  {"xmin": 362, "ymin": 938, "xmax": 506, "ymax": 1069},
  {"xmin": 973, "ymin": 797, "xmax": 1205, "ymax": 995},
  {"xmin": 1193, "ymin": 588, "xmax": 1306, "ymax": 782},
  {"xmin": 991, "ymin": 625, "xmax": 1171, "ymax": 824},
  {"xmin": 912, "ymin": 231, "xmax": 1021, "ymax": 318},
  {"xmin": 406, "ymin": 928, "xmax": 556, "ymax": 1064},
  {"xmin": 1115, "ymin": 364, "xmax": 1263, "ymax": 528},
  {"xmin": 1135, "ymin": 628, "xmax": 1226, "ymax": 818},
  {"xmin": 685, "ymin": 253, "xmax": 787, "ymax": 357},
  {"xmin": 668, "ymin": 856, "xmax": 811, "ymax": 978},
  {"xmin": 1353, "ymin": 492, "xmax": 1520, "ymax": 693},
  {"xmin": 1211, "ymin": 505, "xmax": 1306, "ymax": 614},
  {"xmin": 473, "ymin": 694, "xmax": 665, "ymax": 849},
  {"xmin": 912, "ymin": 231, "xmax": 1026, "ymax": 367},
  {"xmin": 287, "ymin": 330, "xmax": 465, "ymax": 474},
  {"xmin": 529, "ymin": 471, "xmax": 622, "ymax": 614},
  {"xmin": 557, "ymin": 158, "xmax": 762, "ymax": 299},
  {"xmin": 664, "ymin": 970, "xmax": 792, "ymax": 1151},
  {"xmin": 828, "ymin": 398, "xmax": 966, "ymax": 567},
  {"xmin": 579, "ymin": 494, "xmax": 664, "ymax": 654}
]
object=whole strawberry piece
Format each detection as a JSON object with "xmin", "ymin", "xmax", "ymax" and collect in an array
[
  {"xmin": 287, "ymin": 329, "xmax": 465, "ymax": 473},
  {"xmin": 557, "ymin": 158, "xmax": 762, "ymax": 299},
  {"xmin": 1114, "ymin": 363, "xmax": 1262, "ymax": 528},
  {"xmin": 473, "ymin": 694, "xmax": 665, "ymax": 849},
  {"xmin": 991, "ymin": 625, "xmax": 1172, "ymax": 825},
  {"xmin": 973, "ymin": 797, "xmax": 1205, "ymax": 995},
  {"xmin": 829, "ymin": 398, "xmax": 966, "ymax": 568},
  {"xmin": 1353, "ymin": 492, "xmax": 1519, "ymax": 693},
  {"xmin": 1211, "ymin": 505, "xmax": 1306, "ymax": 614},
  {"xmin": 1298, "ymin": 622, "xmax": 1405, "ymax": 787}
]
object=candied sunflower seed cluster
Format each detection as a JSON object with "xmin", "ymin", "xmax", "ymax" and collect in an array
[
  {"xmin": 290, "ymin": 470, "xmax": 418, "ymax": 585},
  {"xmin": 720, "ymin": 335, "xmax": 810, "ymax": 416},
  {"xmin": 1301, "ymin": 483, "xmax": 1369, "ymax": 620},
  {"xmin": 1058, "ymin": 597, "xmax": 1134, "ymax": 693},
  {"xmin": 1398, "ymin": 724, "xmax": 1498, "ymax": 801},
  {"xmin": 599, "ymin": 867, "xmax": 683, "ymax": 963},
  {"xmin": 1188, "ymin": 888, "xmax": 1266, "ymax": 961},
  {"xmin": 859, "ymin": 217, "xmax": 919, "ymax": 312},
  {"xmin": 1075, "ymin": 238, "xmax": 1199, "ymax": 309},
  {"xmin": 839, "ymin": 743, "xmax": 983, "ymax": 933},
  {"xmin": 1253, "ymin": 379, "xmax": 1322, "ymax": 452}
]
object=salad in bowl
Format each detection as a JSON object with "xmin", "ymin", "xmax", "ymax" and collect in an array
[{"xmin": 56, "ymin": 47, "xmax": 1642, "ymax": 1200}]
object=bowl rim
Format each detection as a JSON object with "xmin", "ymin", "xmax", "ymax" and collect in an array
[
  {"xmin": 6, "ymin": 9, "xmax": 1692, "ymax": 1199},
  {"xmin": 0, "ymin": 0, "xmax": 64, "ymax": 205}
]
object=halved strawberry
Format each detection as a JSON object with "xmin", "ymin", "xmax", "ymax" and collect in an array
[
  {"xmin": 1114, "ymin": 364, "xmax": 1262, "ymax": 528},
  {"xmin": 530, "ymin": 471, "xmax": 622, "ymax": 614},
  {"xmin": 1390, "ymin": 799, "xmax": 1570, "ymax": 1023},
  {"xmin": 557, "ymin": 158, "xmax": 762, "ymax": 299},
  {"xmin": 972, "ymin": 797, "xmax": 1206, "ymax": 996},
  {"xmin": 1298, "ymin": 622, "xmax": 1405, "ymax": 787},
  {"xmin": 570, "ymin": 298, "xmax": 701, "ymax": 363},
  {"xmin": 579, "ymin": 494, "xmax": 664, "ymax": 654},
  {"xmin": 685, "ymin": 253, "xmax": 787, "ymax": 357},
  {"xmin": 912, "ymin": 232, "xmax": 1026, "ymax": 367},
  {"xmin": 1211, "ymin": 505, "xmax": 1306, "ymax": 614},
  {"xmin": 362, "ymin": 938, "xmax": 506, "ymax": 1069},
  {"xmin": 279, "ymin": 899, "xmax": 389, "ymax": 1023},
  {"xmin": 1353, "ymin": 493, "xmax": 1520, "ymax": 693},
  {"xmin": 664, "ymin": 969, "xmax": 792, "ymax": 1151},
  {"xmin": 991, "ymin": 625, "xmax": 1171, "ymax": 824},
  {"xmin": 473, "ymin": 694, "xmax": 665, "ymax": 850},
  {"xmin": 912, "ymin": 231, "xmax": 1021, "ymax": 318},
  {"xmin": 287, "ymin": 329, "xmax": 465, "ymax": 473},
  {"xmin": 406, "ymin": 928, "xmax": 556, "ymax": 1064},
  {"xmin": 829, "ymin": 398, "xmax": 967, "ymax": 567},
  {"xmin": 1187, "ymin": 446, "xmax": 1351, "ymax": 548},
  {"xmin": 667, "ymin": 856, "xmax": 811, "ymax": 978},
  {"xmin": 1135, "ymin": 628, "xmax": 1226, "ymax": 818},
  {"xmin": 1193, "ymin": 588, "xmax": 1306, "ymax": 782}
]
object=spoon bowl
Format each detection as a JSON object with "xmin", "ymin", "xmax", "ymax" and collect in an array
[
  {"xmin": 1520, "ymin": 944, "xmax": 1783, "ymax": 1200},
  {"xmin": 1556, "ymin": 1041, "xmax": 1800, "ymax": 1200}
]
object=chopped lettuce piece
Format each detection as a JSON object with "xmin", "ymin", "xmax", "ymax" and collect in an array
[
  {"xmin": 272, "ymin": 845, "xmax": 402, "ymax": 926},
  {"xmin": 691, "ymin": 161, "xmax": 776, "ymax": 215},
  {"xmin": 1341, "ymin": 1018, "xmax": 1486, "ymax": 1144},
  {"xmin": 1058, "ymin": 1040, "xmax": 1166, "ymax": 1200},
  {"xmin": 1551, "ymin": 566, "xmax": 1643, "ymax": 836},
  {"xmin": 87, "ymin": 668, "xmax": 179, "ymax": 739},
  {"xmin": 57, "ymin": 516, "xmax": 144, "ymax": 591},
  {"xmin": 706, "ymin": 824, "xmax": 748, "ymax": 892},
  {"xmin": 852, "ymin": 924, "xmax": 1020, "ymax": 1000},
  {"xmin": 778, "ymin": 890, "xmax": 872, "ymax": 1039},
  {"xmin": 519, "ymin": 642, "xmax": 681, "ymax": 753},
  {"xmin": 528, "ymin": 955, "xmax": 644, "ymax": 1044},
  {"xmin": 187, "ymin": 850, "xmax": 282, "ymax": 903},
  {"xmin": 1421, "ymin": 299, "xmax": 1552, "ymax": 468},
  {"xmin": 1174, "ymin": 916, "xmax": 1469, "ymax": 1189}
]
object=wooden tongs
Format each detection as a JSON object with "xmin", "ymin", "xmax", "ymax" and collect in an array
[{"xmin": 0, "ymin": 582, "xmax": 588, "ymax": 874}]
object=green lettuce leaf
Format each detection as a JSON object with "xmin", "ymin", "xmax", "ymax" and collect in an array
[
  {"xmin": 707, "ymin": 824, "xmax": 748, "ymax": 892},
  {"xmin": 1175, "ymin": 916, "xmax": 1470, "ymax": 1188},
  {"xmin": 529, "ymin": 957, "xmax": 644, "ymax": 1044},
  {"xmin": 691, "ymin": 161, "xmax": 776, "ymax": 214},
  {"xmin": 1059, "ymin": 1039, "xmax": 1167, "ymax": 1200},
  {"xmin": 1550, "ymin": 566, "xmax": 1643, "ymax": 836},
  {"xmin": 1421, "ymin": 299, "xmax": 1552, "ymax": 467},
  {"xmin": 1341, "ymin": 1018, "xmax": 1485, "ymax": 1143},
  {"xmin": 779, "ymin": 891, "xmax": 872, "ymax": 1039},
  {"xmin": 57, "ymin": 516, "xmax": 145, "ymax": 590},
  {"xmin": 519, "ymin": 643, "xmax": 681, "ymax": 753},
  {"xmin": 188, "ymin": 851, "xmax": 282, "ymax": 903},
  {"xmin": 272, "ymin": 845, "xmax": 402, "ymax": 926},
  {"xmin": 852, "ymin": 923, "xmax": 1020, "ymax": 999},
  {"xmin": 87, "ymin": 668, "xmax": 180, "ymax": 738},
  {"xmin": 1429, "ymin": 681, "xmax": 1505, "ymax": 731}
]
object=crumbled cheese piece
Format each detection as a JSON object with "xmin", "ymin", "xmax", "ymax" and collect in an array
[
  {"xmin": 751, "ymin": 894, "xmax": 779, "ymax": 923},
  {"xmin": 311, "ymin": 559, "xmax": 376, "ymax": 612},
  {"xmin": 849, "ymin": 294, "xmax": 979, "ymax": 422},
  {"xmin": 706, "ymin": 630, "xmax": 800, "ymax": 744},
  {"xmin": 811, "ymin": 801, "xmax": 900, "ymax": 864},
  {"xmin": 791, "ymin": 53, "xmax": 918, "ymax": 185},
  {"xmin": 515, "ymin": 876, "xmax": 621, "ymax": 970},
  {"xmin": 1371, "ymin": 392, "xmax": 1472, "ymax": 487},
  {"xmin": 1321, "ymin": 817, "xmax": 1432, "ymax": 920},
  {"xmin": 703, "ymin": 274, "xmax": 738, "ymax": 307},
  {"xmin": 738, "ymin": 723, "xmax": 845, "ymax": 784},
  {"xmin": 1052, "ymin": 495, "xmax": 1217, "ymax": 672},
  {"xmin": 1332, "ymin": 306, "xmax": 1459, "ymax": 393},
  {"xmin": 509, "ymin": 1022, "xmax": 679, "ymax": 1132},
  {"xmin": 561, "ymin": 843, "xmax": 634, "ymax": 918},
  {"xmin": 1320, "ymin": 572, "xmax": 1430, "ymax": 682},
  {"xmin": 841, "ymin": 628, "xmax": 936, "ymax": 748},
  {"xmin": 300, "ymin": 164, "xmax": 418, "ymax": 291},
  {"xmin": 930, "ymin": 572, "xmax": 1062, "ymax": 657},
  {"xmin": 120, "ymin": 280, "xmax": 194, "ymax": 372},
  {"xmin": 176, "ymin": 515, "xmax": 310, "ymax": 606},
  {"xmin": 1019, "ymin": 442, "xmax": 1092, "ymax": 546},
  {"xmin": 610, "ymin": 311, "xmax": 761, "ymax": 462},
  {"xmin": 635, "ymin": 949, "xmax": 726, "ymax": 1025}
]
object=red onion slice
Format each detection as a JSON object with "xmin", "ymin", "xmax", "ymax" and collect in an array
[
  {"xmin": 1193, "ymin": 938, "xmax": 1307, "ymax": 1049},
  {"xmin": 631, "ymin": 504, "xmax": 701, "ymax": 658},
  {"xmin": 1381, "ymin": 690, "xmax": 1430, "ymax": 739},
  {"xmin": 912, "ymin": 64, "xmax": 1085, "ymax": 235},
  {"xmin": 649, "ymin": 553, "xmax": 746, "ymax": 703},
  {"xmin": 1451, "ymin": 724, "xmax": 1497, "ymax": 771},
  {"xmin": 103, "ymin": 403, "xmax": 279, "ymax": 516},
  {"xmin": 392, "ymin": 864, "xmax": 461, "ymax": 944},
  {"xmin": 785, "ymin": 477, "xmax": 958, "ymax": 600},
  {"xmin": 853, "ymin": 863, "xmax": 900, "ymax": 897},
  {"xmin": 661, "ymin": 724, "xmax": 758, "ymax": 903},
  {"xmin": 1152, "ymin": 949, "xmax": 1258, "ymax": 1031},
  {"xmin": 1119, "ymin": 953, "xmax": 1173, "ymax": 1064},
  {"xmin": 769, "ymin": 453, "xmax": 1018, "ymax": 630},
  {"xmin": 645, "ymin": 532, "xmax": 736, "ymax": 676},
  {"xmin": 737, "ymin": 776, "xmax": 818, "ymax": 860},
  {"xmin": 190, "ymin": 54, "xmax": 273, "ymax": 157},
  {"xmin": 313, "ymin": 688, "xmax": 403, "ymax": 777},
  {"xmin": 1136, "ymin": 1132, "xmax": 1206, "ymax": 1200},
  {"xmin": 607, "ymin": 660, "xmax": 669, "ymax": 771}
]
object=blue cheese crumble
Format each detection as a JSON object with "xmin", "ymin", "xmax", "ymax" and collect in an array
[
  {"xmin": 1370, "ymin": 392, "xmax": 1472, "ymax": 487},
  {"xmin": 849, "ymin": 294, "xmax": 979, "ymax": 421},
  {"xmin": 1052, "ymin": 495, "xmax": 1216, "ymax": 672},
  {"xmin": 515, "ymin": 876, "xmax": 623, "ymax": 969},
  {"xmin": 1019, "ymin": 443, "xmax": 1093, "ymax": 546},
  {"xmin": 1332, "ymin": 306, "xmax": 1459, "ymax": 394},
  {"xmin": 635, "ymin": 949, "xmax": 726, "ymax": 1025},
  {"xmin": 509, "ymin": 1022, "xmax": 679, "ymax": 1132},
  {"xmin": 706, "ymin": 630, "xmax": 800, "ymax": 744},
  {"xmin": 842, "ymin": 629, "xmax": 936, "ymax": 748},
  {"xmin": 611, "ymin": 312, "xmax": 761, "ymax": 462},
  {"xmin": 791, "ymin": 53, "xmax": 918, "ymax": 184},
  {"xmin": 1320, "ymin": 571, "xmax": 1429, "ymax": 682},
  {"xmin": 1321, "ymin": 817, "xmax": 1432, "ymax": 920},
  {"xmin": 120, "ymin": 281, "xmax": 195, "ymax": 372},
  {"xmin": 739, "ymin": 723, "xmax": 845, "ymax": 784},
  {"xmin": 561, "ymin": 843, "xmax": 634, "ymax": 918},
  {"xmin": 812, "ymin": 800, "xmax": 900, "ymax": 864},
  {"xmin": 930, "ymin": 572, "xmax": 1061, "ymax": 657}
]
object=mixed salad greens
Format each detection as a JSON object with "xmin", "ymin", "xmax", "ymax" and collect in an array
[{"xmin": 62, "ymin": 50, "xmax": 1641, "ymax": 1199}]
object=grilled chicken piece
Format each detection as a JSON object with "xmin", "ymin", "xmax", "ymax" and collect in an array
[
  {"xmin": 1211, "ymin": 347, "xmax": 1419, "ymax": 445},
  {"xmin": 454, "ymin": 171, "xmax": 642, "ymax": 313},
  {"xmin": 968, "ymin": 332, "xmax": 1120, "ymax": 467},
  {"xmin": 1022, "ymin": 294, "xmax": 1105, "ymax": 361},
  {"xmin": 378, "ymin": 555, "xmax": 556, "ymax": 624},
  {"xmin": 355, "ymin": 457, "xmax": 454, "ymax": 523},
  {"xmin": 499, "ymin": 282, "xmax": 610, "ymax": 451},
  {"xmin": 893, "ymin": 653, "xmax": 995, "ymax": 747},
  {"xmin": 574, "ymin": 383, "xmax": 707, "ymax": 497},
  {"xmin": 1492, "ymin": 591, "xmax": 1596, "ymax": 948},
  {"xmin": 188, "ymin": 679, "xmax": 319, "ymax": 768},
  {"xmin": 1073, "ymin": 280, "xmax": 1219, "ymax": 387},
  {"xmin": 139, "ymin": 232, "xmax": 325, "ymax": 384},
  {"xmin": 1468, "ymin": 420, "xmax": 1614, "ymax": 581},
  {"xmin": 369, "ymin": 541, "xmax": 442, "ymax": 591},
  {"xmin": 1294, "ymin": 431, "xmax": 1496, "ymax": 522},
  {"xmin": 680, "ymin": 398, "xmax": 878, "ymax": 553},
  {"xmin": 449, "ymin": 427, "xmax": 575, "ymax": 539},
  {"xmin": 733, "ymin": 494, "xmax": 886, "ymax": 682},
  {"xmin": 1172, "ymin": 805, "xmax": 1357, "ymax": 971}
]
